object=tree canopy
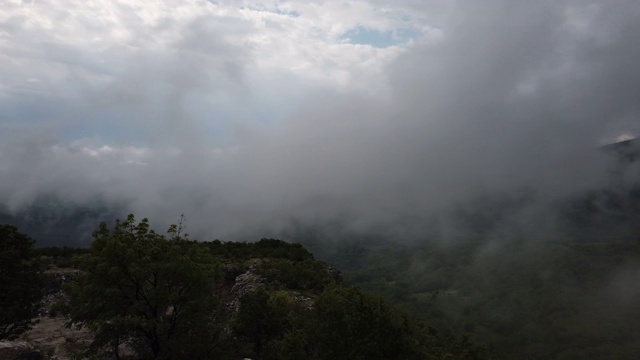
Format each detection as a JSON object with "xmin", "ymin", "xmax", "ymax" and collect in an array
[
  {"xmin": 63, "ymin": 215, "xmax": 224, "ymax": 359},
  {"xmin": 0, "ymin": 224, "xmax": 44, "ymax": 340},
  {"xmin": 47, "ymin": 215, "xmax": 491, "ymax": 359}
]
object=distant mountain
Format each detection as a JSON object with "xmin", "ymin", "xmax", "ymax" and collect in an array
[
  {"xmin": 602, "ymin": 138, "xmax": 640, "ymax": 163},
  {"xmin": 1, "ymin": 139, "xmax": 637, "ymax": 248},
  {"xmin": 0, "ymin": 197, "xmax": 122, "ymax": 247}
]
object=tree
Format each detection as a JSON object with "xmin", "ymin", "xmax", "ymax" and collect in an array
[
  {"xmin": 231, "ymin": 287, "xmax": 289, "ymax": 357},
  {"xmin": 313, "ymin": 284, "xmax": 439, "ymax": 360},
  {"xmin": 63, "ymin": 215, "xmax": 223, "ymax": 359},
  {"xmin": 232, "ymin": 287, "xmax": 315, "ymax": 360},
  {"xmin": 0, "ymin": 224, "xmax": 44, "ymax": 340}
]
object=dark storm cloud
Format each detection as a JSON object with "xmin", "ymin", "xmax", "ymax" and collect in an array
[{"xmin": 1, "ymin": 0, "xmax": 639, "ymax": 241}]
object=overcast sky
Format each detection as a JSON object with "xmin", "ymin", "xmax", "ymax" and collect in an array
[{"xmin": 1, "ymin": 0, "xmax": 639, "ymax": 240}]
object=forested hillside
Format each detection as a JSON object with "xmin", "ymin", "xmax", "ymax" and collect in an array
[
  {"xmin": 304, "ymin": 182, "xmax": 640, "ymax": 359},
  {"xmin": 1, "ymin": 216, "xmax": 488, "ymax": 360},
  {"xmin": 3, "ymin": 0, "xmax": 640, "ymax": 358},
  {"xmin": 327, "ymin": 239, "xmax": 640, "ymax": 359},
  {"xmin": 2, "ymin": 146, "xmax": 638, "ymax": 359}
]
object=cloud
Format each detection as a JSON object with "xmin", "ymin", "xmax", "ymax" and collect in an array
[{"xmin": 0, "ymin": 0, "xmax": 639, "ymax": 242}]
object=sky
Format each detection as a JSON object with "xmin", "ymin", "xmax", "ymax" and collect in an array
[{"xmin": 1, "ymin": 0, "xmax": 639, "ymax": 241}]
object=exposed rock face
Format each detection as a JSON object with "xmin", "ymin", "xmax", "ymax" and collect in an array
[
  {"xmin": 6, "ymin": 255, "xmax": 340, "ymax": 359},
  {"xmin": 2, "ymin": 270, "xmax": 92, "ymax": 360},
  {"xmin": 0, "ymin": 341, "xmax": 44, "ymax": 360},
  {"xmin": 226, "ymin": 260, "xmax": 266, "ymax": 312},
  {"xmin": 22, "ymin": 316, "xmax": 91, "ymax": 360},
  {"xmin": 322, "ymin": 262, "xmax": 342, "ymax": 282},
  {"xmin": 39, "ymin": 271, "xmax": 76, "ymax": 317}
]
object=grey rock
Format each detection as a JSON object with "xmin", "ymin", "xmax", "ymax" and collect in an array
[{"xmin": 0, "ymin": 341, "xmax": 44, "ymax": 360}]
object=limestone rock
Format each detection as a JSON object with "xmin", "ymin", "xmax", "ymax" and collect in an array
[
  {"xmin": 0, "ymin": 341, "xmax": 44, "ymax": 360},
  {"xmin": 226, "ymin": 261, "xmax": 266, "ymax": 312}
]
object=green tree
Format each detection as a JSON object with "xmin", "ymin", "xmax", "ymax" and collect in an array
[
  {"xmin": 63, "ymin": 215, "xmax": 223, "ymax": 359},
  {"xmin": 232, "ymin": 287, "xmax": 290, "ymax": 358},
  {"xmin": 0, "ymin": 225, "xmax": 44, "ymax": 340},
  {"xmin": 313, "ymin": 284, "xmax": 438, "ymax": 360},
  {"xmin": 232, "ymin": 288, "xmax": 316, "ymax": 360}
]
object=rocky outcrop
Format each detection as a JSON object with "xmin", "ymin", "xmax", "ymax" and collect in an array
[
  {"xmin": 39, "ymin": 270, "xmax": 77, "ymax": 317},
  {"xmin": 6, "ymin": 255, "xmax": 339, "ymax": 359},
  {"xmin": 226, "ymin": 260, "xmax": 266, "ymax": 312},
  {"xmin": 321, "ymin": 262, "xmax": 342, "ymax": 282},
  {"xmin": 22, "ymin": 316, "xmax": 91, "ymax": 360},
  {"xmin": 0, "ymin": 341, "xmax": 44, "ymax": 360},
  {"xmin": 2, "ymin": 270, "xmax": 91, "ymax": 360}
]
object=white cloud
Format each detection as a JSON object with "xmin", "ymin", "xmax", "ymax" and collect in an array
[
  {"xmin": 0, "ymin": 0, "xmax": 440, "ymax": 155},
  {"xmin": 1, "ymin": 0, "xmax": 639, "ymax": 241},
  {"xmin": 1, "ymin": 0, "xmax": 432, "ymax": 103}
]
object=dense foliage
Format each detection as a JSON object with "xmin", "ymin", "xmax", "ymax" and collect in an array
[
  {"xmin": 267, "ymin": 180, "xmax": 638, "ymax": 360},
  {"xmin": 312, "ymin": 284, "xmax": 439, "ymax": 360},
  {"xmin": 0, "ymin": 224, "xmax": 44, "ymax": 340},
  {"xmin": 33, "ymin": 215, "xmax": 488, "ymax": 359},
  {"xmin": 8, "ymin": 185, "xmax": 639, "ymax": 360},
  {"xmin": 62, "ymin": 215, "xmax": 225, "ymax": 359},
  {"xmin": 230, "ymin": 284, "xmax": 488, "ymax": 360},
  {"xmin": 201, "ymin": 238, "xmax": 315, "ymax": 261},
  {"xmin": 339, "ymin": 240, "xmax": 640, "ymax": 359},
  {"xmin": 33, "ymin": 246, "xmax": 89, "ymax": 268}
]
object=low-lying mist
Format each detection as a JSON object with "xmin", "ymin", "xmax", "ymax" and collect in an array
[
  {"xmin": 2, "ymin": 3, "xmax": 640, "ymax": 358},
  {"xmin": 1, "ymin": 0, "xmax": 639, "ymax": 246}
]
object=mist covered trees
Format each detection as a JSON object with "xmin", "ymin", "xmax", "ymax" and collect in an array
[
  {"xmin": 0, "ymin": 225, "xmax": 44, "ymax": 340},
  {"xmin": 232, "ymin": 287, "xmax": 296, "ymax": 358},
  {"xmin": 37, "ymin": 214, "xmax": 491, "ymax": 359},
  {"xmin": 313, "ymin": 284, "xmax": 439, "ymax": 360},
  {"xmin": 62, "ymin": 215, "xmax": 224, "ymax": 359}
]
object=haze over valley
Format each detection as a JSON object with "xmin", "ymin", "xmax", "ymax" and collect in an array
[{"xmin": 1, "ymin": 1, "xmax": 640, "ymax": 358}]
